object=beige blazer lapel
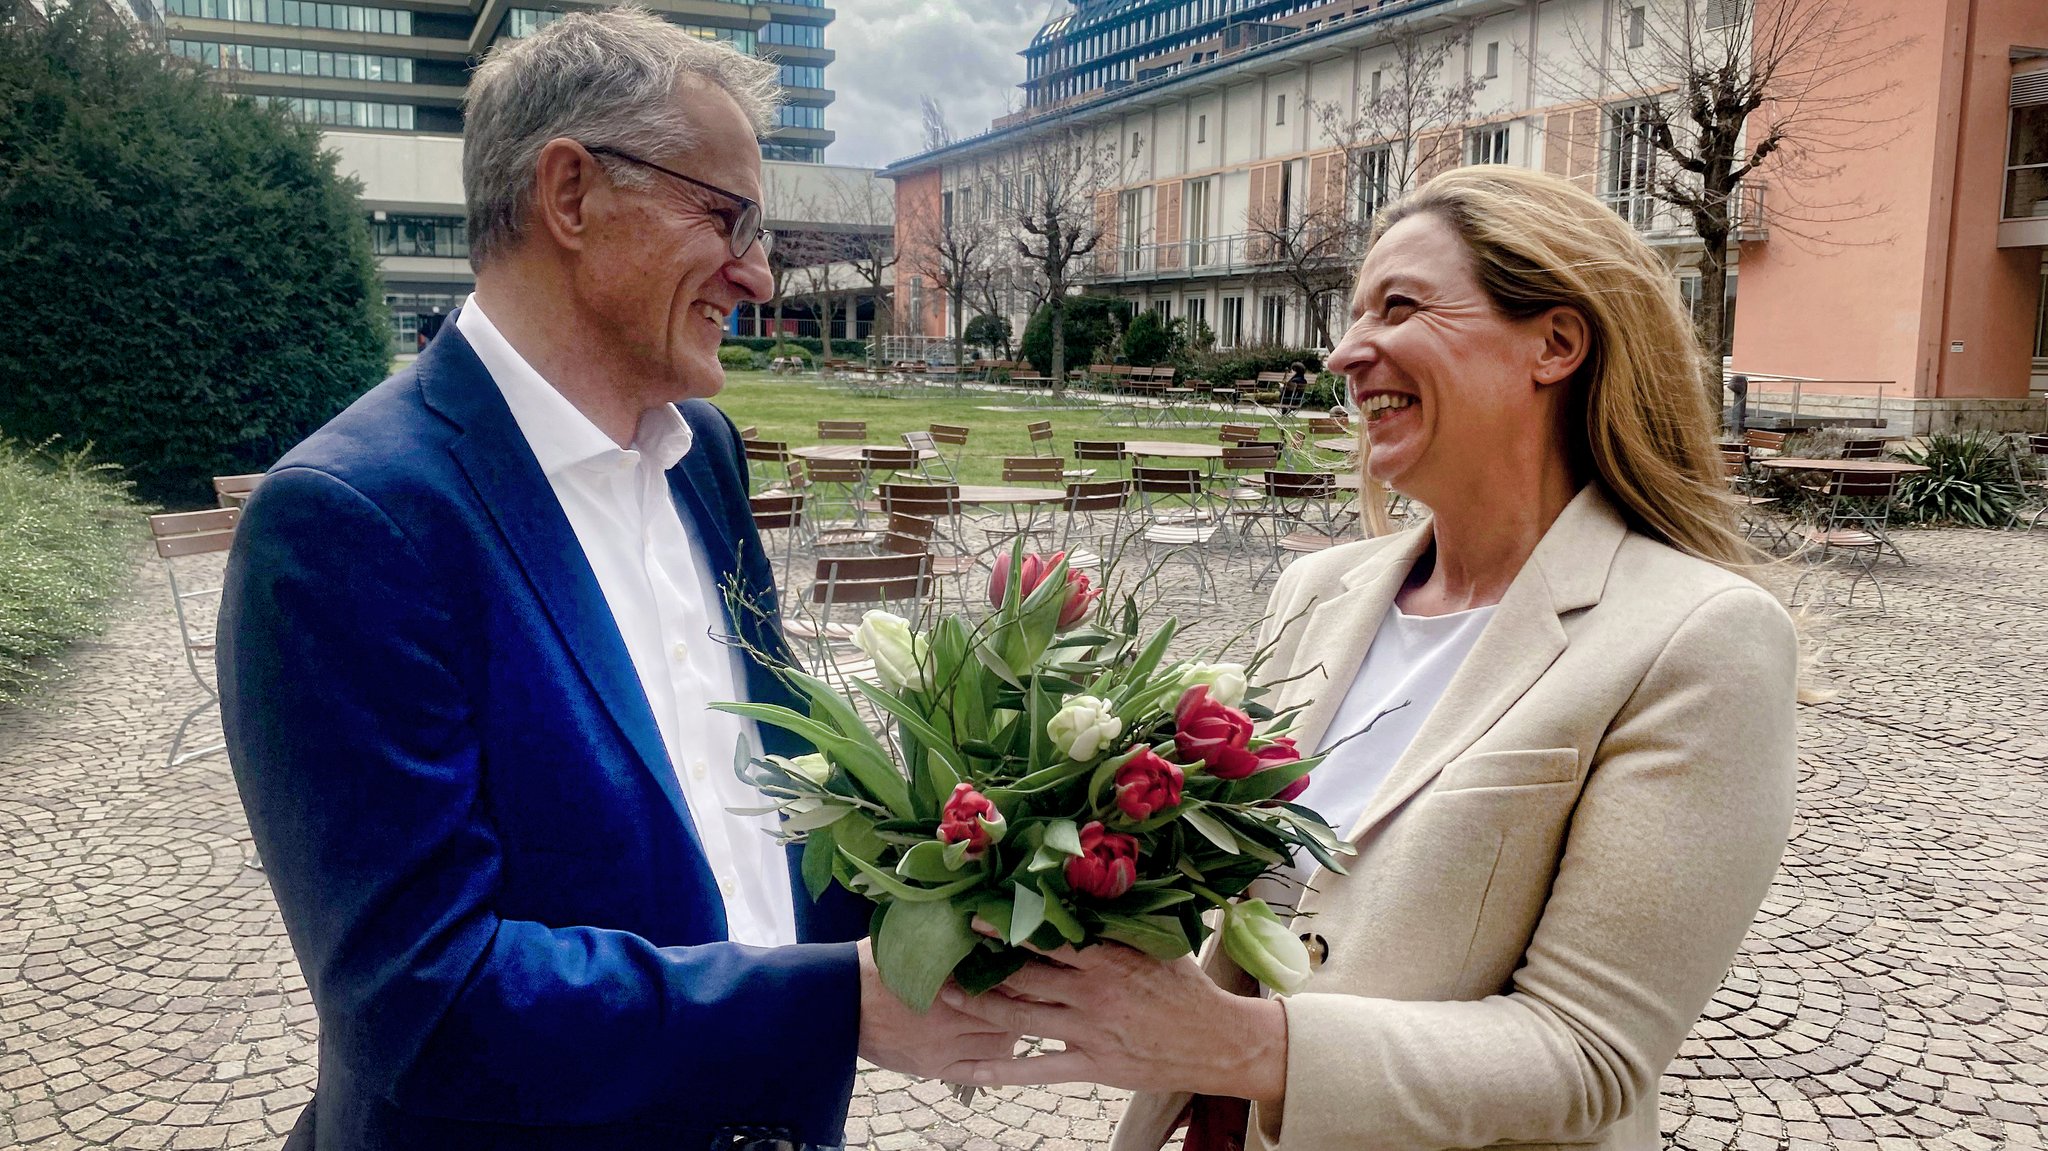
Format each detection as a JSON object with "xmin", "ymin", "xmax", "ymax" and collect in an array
[
  {"xmin": 1278, "ymin": 527, "xmax": 1435, "ymax": 753},
  {"xmin": 1340, "ymin": 487, "xmax": 1628, "ymax": 844}
]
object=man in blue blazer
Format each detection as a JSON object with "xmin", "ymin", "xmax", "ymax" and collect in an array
[{"xmin": 217, "ymin": 13, "xmax": 1014, "ymax": 1149}]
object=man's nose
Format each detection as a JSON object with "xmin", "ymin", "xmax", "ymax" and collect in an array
[{"xmin": 727, "ymin": 243, "xmax": 773, "ymax": 304}]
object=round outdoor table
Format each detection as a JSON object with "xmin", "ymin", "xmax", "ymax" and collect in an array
[
  {"xmin": 1314, "ymin": 437, "xmax": 1357, "ymax": 454},
  {"xmin": 1120, "ymin": 440, "xmax": 1225, "ymax": 462},
  {"xmin": 791, "ymin": 444, "xmax": 939, "ymax": 465},
  {"xmin": 1755, "ymin": 458, "xmax": 1929, "ymax": 476}
]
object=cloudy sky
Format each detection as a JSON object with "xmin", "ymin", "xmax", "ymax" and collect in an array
[{"xmin": 825, "ymin": 0, "xmax": 1054, "ymax": 169}]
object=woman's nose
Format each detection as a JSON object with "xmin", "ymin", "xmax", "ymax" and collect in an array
[{"xmin": 1325, "ymin": 321, "xmax": 1375, "ymax": 378}]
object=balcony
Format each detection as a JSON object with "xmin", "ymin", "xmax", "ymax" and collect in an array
[
  {"xmin": 1597, "ymin": 180, "xmax": 1767, "ymax": 246},
  {"xmin": 1078, "ymin": 231, "xmax": 1338, "ymax": 284}
]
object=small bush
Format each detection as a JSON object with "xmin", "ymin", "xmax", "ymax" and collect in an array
[
  {"xmin": 1120, "ymin": 311, "xmax": 1185, "ymax": 366},
  {"xmin": 722, "ymin": 336, "xmax": 827, "ymax": 357},
  {"xmin": 1890, "ymin": 432, "xmax": 2025, "ymax": 528},
  {"xmin": 717, "ymin": 346, "xmax": 757, "ymax": 370},
  {"xmin": 964, "ymin": 314, "xmax": 1012, "ymax": 358},
  {"xmin": 0, "ymin": 435, "xmax": 138, "ymax": 703},
  {"xmin": 1021, "ymin": 296, "xmax": 1132, "ymax": 376},
  {"xmin": 766, "ymin": 342, "xmax": 812, "ymax": 364},
  {"xmin": 1175, "ymin": 346, "xmax": 1325, "ymax": 387}
]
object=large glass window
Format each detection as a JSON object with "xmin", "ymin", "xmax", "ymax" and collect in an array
[
  {"xmin": 761, "ymin": 22, "xmax": 822, "ymax": 47},
  {"xmin": 1606, "ymin": 101, "xmax": 1659, "ymax": 229},
  {"xmin": 778, "ymin": 64, "xmax": 824, "ymax": 88},
  {"xmin": 775, "ymin": 105, "xmax": 824, "ymax": 129},
  {"xmin": 164, "ymin": 0, "xmax": 411, "ymax": 34},
  {"xmin": 272, "ymin": 96, "xmax": 414, "ymax": 129},
  {"xmin": 761, "ymin": 143, "xmax": 822, "ymax": 161},
  {"xmin": 1466, "ymin": 124, "xmax": 1509, "ymax": 165},
  {"xmin": 2006, "ymin": 103, "xmax": 2048, "ymax": 221},
  {"xmin": 170, "ymin": 39, "xmax": 414, "ymax": 82},
  {"xmin": 369, "ymin": 214, "xmax": 468, "ymax": 258},
  {"xmin": 1219, "ymin": 295, "xmax": 1243, "ymax": 348},
  {"xmin": 1355, "ymin": 144, "xmax": 1392, "ymax": 224}
]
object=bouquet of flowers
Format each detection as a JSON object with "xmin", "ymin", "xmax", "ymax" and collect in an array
[{"xmin": 716, "ymin": 545, "xmax": 1351, "ymax": 1011}]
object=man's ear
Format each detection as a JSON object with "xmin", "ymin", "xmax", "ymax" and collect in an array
[
  {"xmin": 1533, "ymin": 305, "xmax": 1590, "ymax": 387},
  {"xmin": 528, "ymin": 138, "xmax": 601, "ymax": 254}
]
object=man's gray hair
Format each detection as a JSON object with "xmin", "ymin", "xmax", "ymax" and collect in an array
[{"xmin": 463, "ymin": 7, "xmax": 780, "ymax": 269}]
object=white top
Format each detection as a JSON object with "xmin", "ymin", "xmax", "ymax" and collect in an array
[
  {"xmin": 1268, "ymin": 599, "xmax": 1496, "ymax": 910},
  {"xmin": 457, "ymin": 296, "xmax": 797, "ymax": 948}
]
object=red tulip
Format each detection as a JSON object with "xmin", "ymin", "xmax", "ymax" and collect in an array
[
  {"xmin": 1254, "ymin": 738, "xmax": 1309, "ymax": 802},
  {"xmin": 990, "ymin": 550, "xmax": 1097, "ymax": 632},
  {"xmin": 938, "ymin": 783, "xmax": 1003, "ymax": 858},
  {"xmin": 1173, "ymin": 685, "xmax": 1260, "ymax": 779},
  {"xmin": 1114, "ymin": 748, "xmax": 1184, "ymax": 821},
  {"xmin": 1064, "ymin": 821, "xmax": 1139, "ymax": 900}
]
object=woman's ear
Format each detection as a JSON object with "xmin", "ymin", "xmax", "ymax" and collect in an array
[{"xmin": 1533, "ymin": 306, "xmax": 1591, "ymax": 387}]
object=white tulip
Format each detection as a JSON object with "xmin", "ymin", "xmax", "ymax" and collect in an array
[
  {"xmin": 772, "ymin": 753, "xmax": 833, "ymax": 785},
  {"xmin": 852, "ymin": 610, "xmax": 930, "ymax": 693},
  {"xmin": 1046, "ymin": 695, "xmax": 1123, "ymax": 762},
  {"xmin": 1177, "ymin": 662, "xmax": 1249, "ymax": 708}
]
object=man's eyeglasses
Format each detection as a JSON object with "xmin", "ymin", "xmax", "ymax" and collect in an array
[{"xmin": 583, "ymin": 144, "xmax": 772, "ymax": 261}]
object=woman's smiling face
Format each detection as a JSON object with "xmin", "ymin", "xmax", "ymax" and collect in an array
[{"xmin": 1325, "ymin": 213, "xmax": 1571, "ymax": 503}]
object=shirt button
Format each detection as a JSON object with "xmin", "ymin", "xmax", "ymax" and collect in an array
[
  {"xmin": 718, "ymin": 874, "xmax": 737, "ymax": 897},
  {"xmin": 690, "ymin": 759, "xmax": 708, "ymax": 781},
  {"xmin": 672, "ymin": 642, "xmax": 689, "ymax": 662}
]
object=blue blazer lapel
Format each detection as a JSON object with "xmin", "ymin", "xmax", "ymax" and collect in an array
[{"xmin": 417, "ymin": 325, "xmax": 704, "ymax": 850}]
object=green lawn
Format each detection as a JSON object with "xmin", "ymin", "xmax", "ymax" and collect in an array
[{"xmin": 709, "ymin": 372, "xmax": 1298, "ymax": 485}]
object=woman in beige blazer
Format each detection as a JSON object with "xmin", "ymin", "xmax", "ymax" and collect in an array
[{"xmin": 942, "ymin": 167, "xmax": 1799, "ymax": 1151}]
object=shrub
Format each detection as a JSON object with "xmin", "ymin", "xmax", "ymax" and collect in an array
[
  {"xmin": 1120, "ymin": 311, "xmax": 1185, "ymax": 366},
  {"xmin": 0, "ymin": 435, "xmax": 137, "ymax": 703},
  {"xmin": 0, "ymin": 2, "xmax": 389, "ymax": 508},
  {"xmin": 717, "ymin": 346, "xmax": 758, "ymax": 370},
  {"xmin": 1021, "ymin": 296, "xmax": 1132, "ymax": 376},
  {"xmin": 1890, "ymin": 432, "xmax": 2025, "ymax": 528},
  {"xmin": 767, "ymin": 342, "xmax": 812, "ymax": 363},
  {"xmin": 723, "ymin": 335, "xmax": 827, "ymax": 357},
  {"xmin": 964, "ymin": 313, "xmax": 1012, "ymax": 357},
  {"xmin": 1175, "ymin": 346, "xmax": 1325, "ymax": 388}
]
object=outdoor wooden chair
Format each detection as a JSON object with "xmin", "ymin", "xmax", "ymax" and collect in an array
[
  {"xmin": 1245, "ymin": 470, "xmax": 1348, "ymax": 583},
  {"xmin": 1073, "ymin": 439, "xmax": 1128, "ymax": 479},
  {"xmin": 861, "ymin": 445, "xmax": 921, "ymax": 485},
  {"xmin": 146, "ymin": 507, "xmax": 240, "ymax": 766},
  {"xmin": 1002, "ymin": 455, "xmax": 1067, "ymax": 486},
  {"xmin": 1055, "ymin": 480, "xmax": 1131, "ymax": 572},
  {"xmin": 1790, "ymin": 469, "xmax": 1903, "ymax": 611},
  {"xmin": 212, "ymin": 473, "xmax": 263, "ymax": 509},
  {"xmin": 1840, "ymin": 437, "xmax": 1888, "ymax": 460},
  {"xmin": 744, "ymin": 438, "xmax": 791, "ymax": 489},
  {"xmin": 1745, "ymin": 429, "xmax": 1789, "ymax": 455},
  {"xmin": 817, "ymin": 419, "xmax": 868, "ymax": 441},
  {"xmin": 1218, "ymin": 423, "xmax": 1263, "ymax": 445},
  {"xmin": 1131, "ymin": 465, "xmax": 1222, "ymax": 605},
  {"xmin": 2012, "ymin": 433, "xmax": 2048, "ymax": 530},
  {"xmin": 749, "ymin": 491, "xmax": 807, "ymax": 573},
  {"xmin": 873, "ymin": 512, "xmax": 980, "ymax": 602},
  {"xmin": 927, "ymin": 424, "xmax": 972, "ymax": 476},
  {"xmin": 783, "ymin": 552, "xmax": 932, "ymax": 689},
  {"xmin": 1721, "ymin": 445, "xmax": 1788, "ymax": 551}
]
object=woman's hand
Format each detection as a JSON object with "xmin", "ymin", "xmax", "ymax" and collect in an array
[{"xmin": 938, "ymin": 941, "xmax": 1288, "ymax": 1103}]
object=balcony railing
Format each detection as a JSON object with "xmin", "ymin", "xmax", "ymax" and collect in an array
[
  {"xmin": 1598, "ymin": 180, "xmax": 1768, "ymax": 244},
  {"xmin": 1082, "ymin": 230, "xmax": 1363, "ymax": 283}
]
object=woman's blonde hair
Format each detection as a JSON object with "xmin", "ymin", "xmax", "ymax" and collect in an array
[{"xmin": 1365, "ymin": 166, "xmax": 1754, "ymax": 570}]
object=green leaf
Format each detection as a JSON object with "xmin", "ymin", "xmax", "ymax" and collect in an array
[
  {"xmin": 854, "ymin": 679, "xmax": 971, "ymax": 802},
  {"xmin": 896, "ymin": 839, "xmax": 967, "ymax": 882},
  {"xmin": 712, "ymin": 702, "xmax": 914, "ymax": 818},
  {"xmin": 1037, "ymin": 882, "xmax": 1086, "ymax": 943},
  {"xmin": 1007, "ymin": 881, "xmax": 1047, "ymax": 945},
  {"xmin": 953, "ymin": 944, "xmax": 1032, "ymax": 994},
  {"xmin": 1041, "ymin": 819, "xmax": 1084, "ymax": 857},
  {"xmin": 801, "ymin": 827, "xmax": 837, "ymax": 901},
  {"xmin": 1181, "ymin": 807, "xmax": 1239, "ymax": 854},
  {"xmin": 874, "ymin": 898, "xmax": 979, "ymax": 1011},
  {"xmin": 784, "ymin": 803, "xmax": 854, "ymax": 832},
  {"xmin": 1111, "ymin": 887, "xmax": 1198, "ymax": 915},
  {"xmin": 1218, "ymin": 753, "xmax": 1324, "ymax": 805},
  {"xmin": 975, "ymin": 643, "xmax": 1025, "ymax": 689},
  {"xmin": 841, "ymin": 850, "xmax": 982, "ymax": 903},
  {"xmin": 1097, "ymin": 912, "xmax": 1195, "ymax": 959}
]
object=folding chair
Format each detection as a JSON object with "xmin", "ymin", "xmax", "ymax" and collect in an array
[
  {"xmin": 744, "ymin": 439, "xmax": 791, "ymax": 490},
  {"xmin": 1218, "ymin": 423, "xmax": 1263, "ymax": 445},
  {"xmin": 1001, "ymin": 456, "xmax": 1066, "ymax": 486},
  {"xmin": 900, "ymin": 430, "xmax": 952, "ymax": 482},
  {"xmin": 817, "ymin": 420, "xmax": 868, "ymax": 441},
  {"xmin": 927, "ymin": 424, "xmax": 971, "ymax": 477},
  {"xmin": 146, "ymin": 508, "xmax": 240, "ymax": 766},
  {"xmin": 1248, "ymin": 470, "xmax": 1348, "ymax": 583},
  {"xmin": 803, "ymin": 456, "xmax": 874, "ymax": 547},
  {"xmin": 1839, "ymin": 438, "xmax": 1887, "ymax": 460},
  {"xmin": 2010, "ymin": 433, "xmax": 2048, "ymax": 531},
  {"xmin": 1131, "ymin": 466, "xmax": 1222, "ymax": 605},
  {"xmin": 875, "ymin": 482, "xmax": 972, "ymax": 558},
  {"xmin": 1790, "ymin": 469, "xmax": 1902, "ymax": 611},
  {"xmin": 749, "ymin": 491, "xmax": 807, "ymax": 574},
  {"xmin": 862, "ymin": 445, "xmax": 922, "ymax": 488},
  {"xmin": 1721, "ymin": 446, "xmax": 1787, "ymax": 551},
  {"xmin": 874, "ymin": 512, "xmax": 980, "ymax": 603},
  {"xmin": 782, "ymin": 552, "xmax": 932, "ymax": 690},
  {"xmin": 1057, "ymin": 479, "xmax": 1131, "ymax": 573},
  {"xmin": 1073, "ymin": 439, "xmax": 1128, "ymax": 480}
]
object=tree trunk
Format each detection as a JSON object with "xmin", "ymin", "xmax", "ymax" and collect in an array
[
  {"xmin": 1695, "ymin": 220, "xmax": 1733, "ymax": 424},
  {"xmin": 819, "ymin": 297, "xmax": 834, "ymax": 361},
  {"xmin": 951, "ymin": 288, "xmax": 966, "ymax": 389},
  {"xmin": 1049, "ymin": 290, "xmax": 1067, "ymax": 398}
]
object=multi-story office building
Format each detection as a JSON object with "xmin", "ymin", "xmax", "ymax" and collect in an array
[
  {"xmin": 148, "ymin": 0, "xmax": 838, "ymax": 343},
  {"xmin": 891, "ymin": 0, "xmax": 2048, "ymax": 432}
]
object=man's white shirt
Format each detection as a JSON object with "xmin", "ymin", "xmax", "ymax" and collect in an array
[{"xmin": 456, "ymin": 296, "xmax": 797, "ymax": 948}]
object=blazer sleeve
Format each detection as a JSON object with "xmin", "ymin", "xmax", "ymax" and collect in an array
[
  {"xmin": 217, "ymin": 465, "xmax": 859, "ymax": 1141},
  {"xmin": 1261, "ymin": 584, "xmax": 1798, "ymax": 1150}
]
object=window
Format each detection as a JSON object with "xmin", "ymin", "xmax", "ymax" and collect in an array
[
  {"xmin": 1370, "ymin": 69, "xmax": 1382, "ymax": 100},
  {"xmin": 760, "ymin": 143, "xmax": 821, "ymax": 162},
  {"xmin": 1484, "ymin": 41, "xmax": 1499, "ymax": 79},
  {"xmin": 1606, "ymin": 101, "xmax": 1660, "ymax": 228},
  {"xmin": 1466, "ymin": 124, "xmax": 1510, "ymax": 165},
  {"xmin": 272, "ymin": 97, "xmax": 413, "ymax": 129},
  {"xmin": 163, "ymin": 0, "xmax": 410, "ymax": 33},
  {"xmin": 1625, "ymin": 6, "xmax": 1645, "ymax": 48},
  {"xmin": 1356, "ymin": 144, "xmax": 1392, "ymax": 223},
  {"xmin": 2005, "ymin": 102, "xmax": 2048, "ymax": 221},
  {"xmin": 1197, "ymin": 113, "xmax": 1207, "ymax": 144},
  {"xmin": 1151, "ymin": 299, "xmax": 1172, "ymax": 322},
  {"xmin": 761, "ymin": 22, "xmax": 823, "ymax": 47},
  {"xmin": 1260, "ymin": 295, "xmax": 1287, "ymax": 343},
  {"xmin": 910, "ymin": 276, "xmax": 925, "ymax": 326},
  {"xmin": 1131, "ymin": 131, "xmax": 1143, "ymax": 157},
  {"xmin": 1275, "ymin": 93, "xmax": 1286, "ymax": 125},
  {"xmin": 170, "ymin": 39, "xmax": 414, "ymax": 82},
  {"xmin": 1702, "ymin": 0, "xmax": 1743, "ymax": 29},
  {"xmin": 1185, "ymin": 296, "xmax": 1208, "ymax": 340},
  {"xmin": 1219, "ymin": 296, "xmax": 1244, "ymax": 348},
  {"xmin": 1185, "ymin": 177, "xmax": 1212, "ymax": 264},
  {"xmin": 775, "ymin": 105, "xmax": 824, "ymax": 129},
  {"xmin": 778, "ymin": 64, "xmax": 825, "ymax": 88},
  {"xmin": 369, "ymin": 214, "xmax": 467, "ymax": 258},
  {"xmin": 1119, "ymin": 188, "xmax": 1145, "ymax": 273}
]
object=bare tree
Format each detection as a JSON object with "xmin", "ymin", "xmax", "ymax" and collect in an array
[
  {"xmin": 920, "ymin": 94, "xmax": 955, "ymax": 153},
  {"xmin": 1311, "ymin": 20, "xmax": 1487, "ymax": 224},
  {"xmin": 780, "ymin": 227, "xmax": 842, "ymax": 362},
  {"xmin": 1006, "ymin": 129, "xmax": 1119, "ymax": 395},
  {"xmin": 815, "ymin": 175, "xmax": 898, "ymax": 347},
  {"xmin": 1547, "ymin": 0, "xmax": 1911, "ymax": 389},
  {"xmin": 1240, "ymin": 157, "xmax": 1368, "ymax": 348},
  {"xmin": 902, "ymin": 181, "xmax": 996, "ymax": 378}
]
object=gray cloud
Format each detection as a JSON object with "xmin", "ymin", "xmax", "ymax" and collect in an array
[{"xmin": 821, "ymin": 0, "xmax": 1049, "ymax": 169}]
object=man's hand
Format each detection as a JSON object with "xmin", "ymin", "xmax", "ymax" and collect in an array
[{"xmin": 855, "ymin": 939, "xmax": 1021, "ymax": 1082}]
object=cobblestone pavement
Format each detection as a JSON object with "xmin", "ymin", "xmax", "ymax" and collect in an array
[{"xmin": 2, "ymin": 520, "xmax": 2044, "ymax": 1150}]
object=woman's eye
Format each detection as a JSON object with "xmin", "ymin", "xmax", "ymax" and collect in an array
[{"xmin": 1382, "ymin": 296, "xmax": 1418, "ymax": 320}]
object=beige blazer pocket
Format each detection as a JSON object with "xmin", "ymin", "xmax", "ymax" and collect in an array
[{"xmin": 1434, "ymin": 747, "xmax": 1581, "ymax": 792}]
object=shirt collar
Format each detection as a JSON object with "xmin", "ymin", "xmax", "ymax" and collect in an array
[{"xmin": 456, "ymin": 293, "xmax": 693, "ymax": 477}]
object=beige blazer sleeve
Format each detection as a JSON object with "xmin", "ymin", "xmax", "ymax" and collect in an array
[{"xmin": 1262, "ymin": 584, "xmax": 1798, "ymax": 1149}]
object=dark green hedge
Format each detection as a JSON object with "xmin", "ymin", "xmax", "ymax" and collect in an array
[{"xmin": 0, "ymin": 0, "xmax": 389, "ymax": 507}]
